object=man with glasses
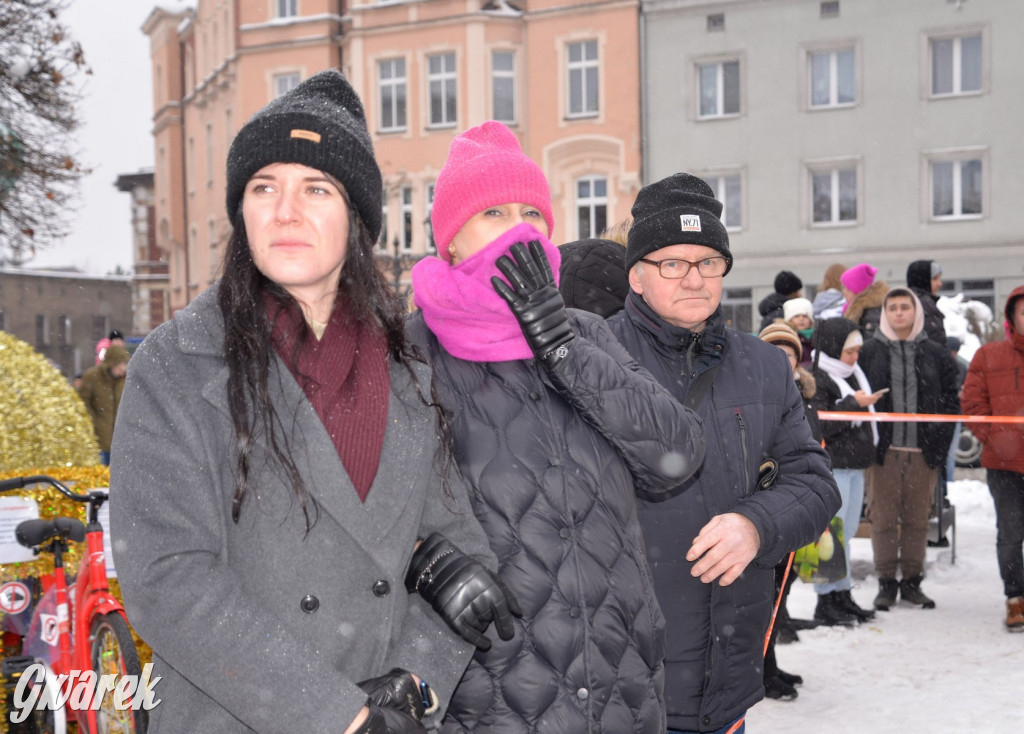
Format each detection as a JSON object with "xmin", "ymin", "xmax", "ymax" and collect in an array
[{"xmin": 607, "ymin": 173, "xmax": 839, "ymax": 734}]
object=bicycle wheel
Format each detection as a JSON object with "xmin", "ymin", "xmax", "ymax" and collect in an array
[
  {"xmin": 23, "ymin": 659, "xmax": 67, "ymax": 734},
  {"xmin": 88, "ymin": 612, "xmax": 148, "ymax": 734}
]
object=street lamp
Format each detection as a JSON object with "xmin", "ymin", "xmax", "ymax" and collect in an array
[{"xmin": 376, "ymin": 235, "xmax": 424, "ymax": 302}]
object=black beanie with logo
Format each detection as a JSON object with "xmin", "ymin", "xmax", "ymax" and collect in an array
[
  {"xmin": 225, "ymin": 69, "xmax": 382, "ymax": 241},
  {"xmin": 625, "ymin": 173, "xmax": 732, "ymax": 274}
]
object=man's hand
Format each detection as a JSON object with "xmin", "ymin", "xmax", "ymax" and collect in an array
[{"xmin": 686, "ymin": 513, "xmax": 761, "ymax": 586}]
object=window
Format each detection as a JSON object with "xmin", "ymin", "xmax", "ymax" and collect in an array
[
  {"xmin": 379, "ymin": 59, "xmax": 407, "ymax": 132},
  {"xmin": 930, "ymin": 32, "xmax": 982, "ymax": 96},
  {"xmin": 576, "ymin": 176, "xmax": 607, "ymax": 239},
  {"xmin": 425, "ymin": 184, "xmax": 436, "ymax": 253},
  {"xmin": 274, "ymin": 73, "xmax": 300, "ymax": 99},
  {"xmin": 379, "ymin": 187, "xmax": 388, "ymax": 248},
  {"xmin": 931, "ymin": 157, "xmax": 983, "ymax": 219},
  {"xmin": 937, "ymin": 278, "xmax": 995, "ymax": 314},
  {"xmin": 492, "ymin": 51, "xmax": 516, "ymax": 123},
  {"xmin": 705, "ymin": 174, "xmax": 742, "ymax": 230},
  {"xmin": 809, "ymin": 48, "xmax": 855, "ymax": 107},
  {"xmin": 567, "ymin": 40, "xmax": 599, "ymax": 117},
  {"xmin": 277, "ymin": 0, "xmax": 297, "ymax": 18},
  {"xmin": 206, "ymin": 123, "xmax": 214, "ymax": 187},
  {"xmin": 698, "ymin": 59, "xmax": 740, "ymax": 118},
  {"xmin": 93, "ymin": 315, "xmax": 109, "ymax": 342},
  {"xmin": 810, "ymin": 165, "xmax": 858, "ymax": 225},
  {"xmin": 36, "ymin": 314, "xmax": 50, "ymax": 347},
  {"xmin": 722, "ymin": 288, "xmax": 752, "ymax": 333},
  {"xmin": 428, "ymin": 53, "xmax": 457, "ymax": 127},
  {"xmin": 58, "ymin": 315, "xmax": 71, "ymax": 346},
  {"xmin": 400, "ymin": 186, "xmax": 413, "ymax": 252}
]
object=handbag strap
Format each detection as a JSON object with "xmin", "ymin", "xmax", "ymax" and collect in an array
[{"xmin": 683, "ymin": 363, "xmax": 721, "ymax": 411}]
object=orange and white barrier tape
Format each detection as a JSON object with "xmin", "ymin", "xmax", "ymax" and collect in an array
[{"xmin": 818, "ymin": 411, "xmax": 1024, "ymax": 424}]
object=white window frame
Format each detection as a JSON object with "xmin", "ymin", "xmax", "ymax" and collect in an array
[
  {"xmin": 427, "ymin": 52, "xmax": 457, "ymax": 128},
  {"xmin": 491, "ymin": 50, "xmax": 517, "ymax": 124},
  {"xmin": 702, "ymin": 171, "xmax": 744, "ymax": 232},
  {"xmin": 378, "ymin": 187, "xmax": 388, "ymax": 249},
  {"xmin": 695, "ymin": 55, "xmax": 742, "ymax": 120},
  {"xmin": 425, "ymin": 183, "xmax": 436, "ymax": 254},
  {"xmin": 276, "ymin": 0, "xmax": 297, "ymax": 19},
  {"xmin": 273, "ymin": 72, "xmax": 300, "ymax": 99},
  {"xmin": 575, "ymin": 175, "xmax": 608, "ymax": 240},
  {"xmin": 923, "ymin": 25, "xmax": 987, "ymax": 99},
  {"xmin": 803, "ymin": 41, "xmax": 859, "ymax": 110},
  {"xmin": 567, "ymin": 40, "xmax": 599, "ymax": 118},
  {"xmin": 923, "ymin": 147, "xmax": 987, "ymax": 222},
  {"xmin": 400, "ymin": 185, "xmax": 413, "ymax": 252},
  {"xmin": 378, "ymin": 58, "xmax": 407, "ymax": 133},
  {"xmin": 804, "ymin": 157, "xmax": 861, "ymax": 228}
]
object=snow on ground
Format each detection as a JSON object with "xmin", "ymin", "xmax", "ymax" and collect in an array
[{"xmin": 746, "ymin": 471, "xmax": 1022, "ymax": 732}]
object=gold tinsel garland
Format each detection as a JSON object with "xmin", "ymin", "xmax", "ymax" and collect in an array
[{"xmin": 1, "ymin": 331, "xmax": 101, "ymax": 471}]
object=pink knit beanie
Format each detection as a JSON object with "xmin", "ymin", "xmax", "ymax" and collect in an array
[
  {"xmin": 430, "ymin": 121, "xmax": 554, "ymax": 260},
  {"xmin": 841, "ymin": 263, "xmax": 878, "ymax": 295}
]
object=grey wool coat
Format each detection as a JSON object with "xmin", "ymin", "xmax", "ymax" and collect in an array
[
  {"xmin": 408, "ymin": 308, "xmax": 706, "ymax": 734},
  {"xmin": 109, "ymin": 285, "xmax": 497, "ymax": 734}
]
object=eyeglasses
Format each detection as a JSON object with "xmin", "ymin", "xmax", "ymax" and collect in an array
[{"xmin": 638, "ymin": 256, "xmax": 729, "ymax": 279}]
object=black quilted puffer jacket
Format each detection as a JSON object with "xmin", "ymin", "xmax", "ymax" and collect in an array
[{"xmin": 407, "ymin": 309, "xmax": 706, "ymax": 734}]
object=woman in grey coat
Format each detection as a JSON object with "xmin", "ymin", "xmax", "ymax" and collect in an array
[
  {"xmin": 407, "ymin": 121, "xmax": 706, "ymax": 734},
  {"xmin": 110, "ymin": 71, "xmax": 514, "ymax": 734}
]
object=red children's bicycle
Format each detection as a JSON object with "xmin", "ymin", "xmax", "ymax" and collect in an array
[{"xmin": 0, "ymin": 475, "xmax": 148, "ymax": 734}]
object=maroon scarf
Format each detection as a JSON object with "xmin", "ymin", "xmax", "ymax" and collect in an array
[{"xmin": 266, "ymin": 293, "xmax": 388, "ymax": 501}]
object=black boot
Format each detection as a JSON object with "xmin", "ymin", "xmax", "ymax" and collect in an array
[
  {"xmin": 814, "ymin": 591, "xmax": 857, "ymax": 626},
  {"xmin": 776, "ymin": 668, "xmax": 803, "ymax": 687},
  {"xmin": 873, "ymin": 578, "xmax": 899, "ymax": 611},
  {"xmin": 899, "ymin": 575, "xmax": 936, "ymax": 609},
  {"xmin": 764, "ymin": 675, "xmax": 798, "ymax": 701},
  {"xmin": 837, "ymin": 590, "xmax": 876, "ymax": 621}
]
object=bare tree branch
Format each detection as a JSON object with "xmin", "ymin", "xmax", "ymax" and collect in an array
[{"xmin": 0, "ymin": 0, "xmax": 91, "ymax": 265}]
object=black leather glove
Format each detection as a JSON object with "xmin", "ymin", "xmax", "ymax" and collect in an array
[
  {"xmin": 353, "ymin": 702, "xmax": 428, "ymax": 734},
  {"xmin": 357, "ymin": 668, "xmax": 431, "ymax": 721},
  {"xmin": 491, "ymin": 240, "xmax": 574, "ymax": 368},
  {"xmin": 406, "ymin": 533, "xmax": 521, "ymax": 651}
]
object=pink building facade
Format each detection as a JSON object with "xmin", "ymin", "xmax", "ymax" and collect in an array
[{"xmin": 144, "ymin": 1, "xmax": 641, "ymax": 313}]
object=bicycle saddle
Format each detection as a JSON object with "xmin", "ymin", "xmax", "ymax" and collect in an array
[{"xmin": 16, "ymin": 517, "xmax": 86, "ymax": 548}]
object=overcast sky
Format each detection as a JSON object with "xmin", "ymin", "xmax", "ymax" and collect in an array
[{"xmin": 27, "ymin": 0, "xmax": 158, "ymax": 275}]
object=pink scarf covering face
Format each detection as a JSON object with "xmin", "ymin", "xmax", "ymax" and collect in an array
[{"xmin": 411, "ymin": 222, "xmax": 562, "ymax": 363}]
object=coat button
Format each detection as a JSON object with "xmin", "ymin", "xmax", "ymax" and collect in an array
[
  {"xmin": 559, "ymin": 527, "xmax": 570, "ymax": 539},
  {"xmin": 702, "ymin": 716, "xmax": 712, "ymax": 727},
  {"xmin": 569, "ymin": 607, "xmax": 581, "ymax": 618},
  {"xmin": 300, "ymin": 595, "xmax": 319, "ymax": 613},
  {"xmin": 372, "ymin": 579, "xmax": 391, "ymax": 597},
  {"xmin": 576, "ymin": 687, "xmax": 589, "ymax": 700},
  {"xmin": 530, "ymin": 391, "xmax": 541, "ymax": 400}
]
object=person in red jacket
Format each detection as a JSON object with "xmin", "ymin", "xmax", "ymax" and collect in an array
[{"xmin": 961, "ymin": 285, "xmax": 1024, "ymax": 632}]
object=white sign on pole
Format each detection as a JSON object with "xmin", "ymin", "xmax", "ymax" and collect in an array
[{"xmin": 0, "ymin": 496, "xmax": 41, "ymax": 564}]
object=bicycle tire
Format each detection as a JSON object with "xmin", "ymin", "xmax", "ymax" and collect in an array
[
  {"xmin": 88, "ymin": 612, "xmax": 148, "ymax": 734},
  {"xmin": 24, "ymin": 659, "xmax": 67, "ymax": 734}
]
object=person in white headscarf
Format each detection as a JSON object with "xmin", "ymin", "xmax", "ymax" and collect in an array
[{"xmin": 810, "ymin": 317, "xmax": 885, "ymax": 625}]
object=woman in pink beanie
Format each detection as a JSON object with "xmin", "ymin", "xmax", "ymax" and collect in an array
[
  {"xmin": 408, "ymin": 121, "xmax": 705, "ymax": 734},
  {"xmin": 840, "ymin": 263, "xmax": 888, "ymax": 338}
]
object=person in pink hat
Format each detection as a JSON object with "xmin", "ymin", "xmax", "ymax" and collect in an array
[
  {"xmin": 407, "ymin": 120, "xmax": 706, "ymax": 734},
  {"xmin": 840, "ymin": 262, "xmax": 888, "ymax": 338}
]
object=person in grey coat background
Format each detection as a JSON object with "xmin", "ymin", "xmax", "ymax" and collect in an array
[{"xmin": 110, "ymin": 71, "xmax": 515, "ymax": 734}]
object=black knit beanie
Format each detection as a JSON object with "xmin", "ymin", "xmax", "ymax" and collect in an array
[
  {"xmin": 625, "ymin": 173, "xmax": 732, "ymax": 273},
  {"xmin": 225, "ymin": 69, "xmax": 382, "ymax": 241},
  {"xmin": 774, "ymin": 270, "xmax": 803, "ymax": 296},
  {"xmin": 906, "ymin": 260, "xmax": 936, "ymax": 292},
  {"xmin": 558, "ymin": 238, "xmax": 629, "ymax": 318},
  {"xmin": 816, "ymin": 317, "xmax": 860, "ymax": 359}
]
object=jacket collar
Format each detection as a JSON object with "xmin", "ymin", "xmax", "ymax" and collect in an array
[{"xmin": 624, "ymin": 290, "xmax": 729, "ymax": 357}]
